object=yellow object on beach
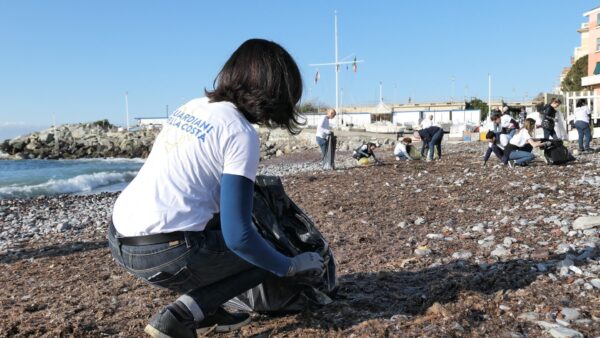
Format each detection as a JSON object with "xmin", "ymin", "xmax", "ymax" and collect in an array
[{"xmin": 358, "ymin": 158, "xmax": 372, "ymax": 165}]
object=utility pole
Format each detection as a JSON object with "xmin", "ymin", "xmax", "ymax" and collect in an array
[
  {"xmin": 488, "ymin": 74, "xmax": 492, "ymax": 117},
  {"xmin": 309, "ymin": 11, "xmax": 364, "ymax": 127}
]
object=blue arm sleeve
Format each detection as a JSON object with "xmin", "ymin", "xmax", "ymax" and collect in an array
[{"xmin": 220, "ymin": 174, "xmax": 292, "ymax": 277}]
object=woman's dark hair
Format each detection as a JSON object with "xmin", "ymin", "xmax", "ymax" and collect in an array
[
  {"xmin": 550, "ymin": 98, "xmax": 562, "ymax": 105},
  {"xmin": 576, "ymin": 99, "xmax": 587, "ymax": 108},
  {"xmin": 206, "ymin": 39, "xmax": 304, "ymax": 134}
]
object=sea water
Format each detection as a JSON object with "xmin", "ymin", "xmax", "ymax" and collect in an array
[{"xmin": 0, "ymin": 158, "xmax": 144, "ymax": 199}]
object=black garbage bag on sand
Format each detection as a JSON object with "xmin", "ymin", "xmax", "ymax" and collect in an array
[
  {"xmin": 540, "ymin": 139, "xmax": 575, "ymax": 165},
  {"xmin": 224, "ymin": 175, "xmax": 338, "ymax": 314},
  {"xmin": 323, "ymin": 133, "xmax": 337, "ymax": 170}
]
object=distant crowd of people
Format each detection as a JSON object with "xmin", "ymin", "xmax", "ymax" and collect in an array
[{"xmin": 316, "ymin": 97, "xmax": 595, "ymax": 169}]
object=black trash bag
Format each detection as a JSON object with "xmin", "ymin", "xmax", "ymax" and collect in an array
[
  {"xmin": 541, "ymin": 139, "xmax": 574, "ymax": 165},
  {"xmin": 224, "ymin": 175, "xmax": 338, "ymax": 314},
  {"xmin": 323, "ymin": 133, "xmax": 337, "ymax": 170}
]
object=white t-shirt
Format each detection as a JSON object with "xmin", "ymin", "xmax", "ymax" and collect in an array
[
  {"xmin": 500, "ymin": 114, "xmax": 513, "ymax": 129},
  {"xmin": 574, "ymin": 106, "xmax": 590, "ymax": 123},
  {"xmin": 498, "ymin": 134, "xmax": 509, "ymax": 148},
  {"xmin": 394, "ymin": 143, "xmax": 408, "ymax": 156},
  {"xmin": 509, "ymin": 128, "xmax": 532, "ymax": 148},
  {"xmin": 421, "ymin": 119, "xmax": 433, "ymax": 129},
  {"xmin": 112, "ymin": 97, "xmax": 260, "ymax": 236},
  {"xmin": 315, "ymin": 115, "xmax": 331, "ymax": 139}
]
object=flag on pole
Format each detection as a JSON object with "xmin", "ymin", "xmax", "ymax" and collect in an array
[
  {"xmin": 352, "ymin": 57, "xmax": 357, "ymax": 73},
  {"xmin": 315, "ymin": 69, "xmax": 320, "ymax": 84}
]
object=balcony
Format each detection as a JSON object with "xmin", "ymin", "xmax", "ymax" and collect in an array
[{"xmin": 582, "ymin": 74, "xmax": 600, "ymax": 86}]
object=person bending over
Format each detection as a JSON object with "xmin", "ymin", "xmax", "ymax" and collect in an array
[
  {"xmin": 108, "ymin": 39, "xmax": 324, "ymax": 338},
  {"xmin": 414, "ymin": 126, "xmax": 444, "ymax": 161},
  {"xmin": 483, "ymin": 131, "xmax": 505, "ymax": 165},
  {"xmin": 394, "ymin": 137, "xmax": 417, "ymax": 160},
  {"xmin": 353, "ymin": 142, "xmax": 382, "ymax": 165},
  {"xmin": 502, "ymin": 118, "xmax": 544, "ymax": 167}
]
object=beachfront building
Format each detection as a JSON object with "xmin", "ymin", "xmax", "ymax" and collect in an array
[
  {"xmin": 134, "ymin": 117, "xmax": 167, "ymax": 129},
  {"xmin": 581, "ymin": 6, "xmax": 600, "ymax": 97}
]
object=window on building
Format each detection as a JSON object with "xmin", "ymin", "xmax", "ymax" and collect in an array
[
  {"xmin": 597, "ymin": 37, "xmax": 600, "ymax": 51},
  {"xmin": 594, "ymin": 62, "xmax": 600, "ymax": 75},
  {"xmin": 597, "ymin": 13, "xmax": 600, "ymax": 26}
]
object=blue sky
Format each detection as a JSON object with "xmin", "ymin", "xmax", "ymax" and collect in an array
[{"xmin": 0, "ymin": 0, "xmax": 593, "ymax": 139}]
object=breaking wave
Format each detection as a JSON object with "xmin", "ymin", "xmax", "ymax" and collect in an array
[{"xmin": 0, "ymin": 171, "xmax": 138, "ymax": 199}]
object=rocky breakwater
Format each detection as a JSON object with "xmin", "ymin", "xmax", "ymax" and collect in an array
[{"xmin": 0, "ymin": 120, "xmax": 159, "ymax": 160}]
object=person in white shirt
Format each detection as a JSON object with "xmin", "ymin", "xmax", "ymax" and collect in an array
[
  {"xmin": 394, "ymin": 137, "xmax": 416, "ymax": 160},
  {"xmin": 315, "ymin": 109, "xmax": 336, "ymax": 158},
  {"xmin": 421, "ymin": 114, "xmax": 434, "ymax": 129},
  {"xmin": 108, "ymin": 39, "xmax": 324, "ymax": 338},
  {"xmin": 502, "ymin": 118, "xmax": 544, "ymax": 167},
  {"xmin": 574, "ymin": 99, "xmax": 592, "ymax": 152},
  {"xmin": 500, "ymin": 107, "xmax": 518, "ymax": 139}
]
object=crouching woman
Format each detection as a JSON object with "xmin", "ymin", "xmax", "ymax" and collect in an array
[
  {"xmin": 108, "ymin": 39, "xmax": 324, "ymax": 338},
  {"xmin": 502, "ymin": 118, "xmax": 544, "ymax": 167}
]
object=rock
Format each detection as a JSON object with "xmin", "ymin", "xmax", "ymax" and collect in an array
[
  {"xmin": 560, "ymin": 308, "xmax": 580, "ymax": 321},
  {"xmin": 426, "ymin": 233, "xmax": 444, "ymax": 240},
  {"xmin": 56, "ymin": 222, "xmax": 71, "ymax": 232},
  {"xmin": 491, "ymin": 246, "xmax": 510, "ymax": 257},
  {"xmin": 572, "ymin": 216, "xmax": 600, "ymax": 230},
  {"xmin": 414, "ymin": 217, "xmax": 426, "ymax": 226},
  {"xmin": 503, "ymin": 237, "xmax": 516, "ymax": 247},
  {"xmin": 590, "ymin": 278, "xmax": 600, "ymax": 289},
  {"xmin": 555, "ymin": 243, "xmax": 573, "ymax": 254},
  {"xmin": 568, "ymin": 266, "xmax": 583, "ymax": 275},
  {"xmin": 452, "ymin": 251, "xmax": 472, "ymax": 260},
  {"xmin": 397, "ymin": 221, "xmax": 409, "ymax": 229},
  {"xmin": 415, "ymin": 246, "xmax": 432, "ymax": 256},
  {"xmin": 548, "ymin": 327, "xmax": 584, "ymax": 338},
  {"xmin": 517, "ymin": 312, "xmax": 540, "ymax": 322},
  {"xmin": 536, "ymin": 321, "xmax": 559, "ymax": 330}
]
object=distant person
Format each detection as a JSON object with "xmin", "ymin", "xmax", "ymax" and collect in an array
[
  {"xmin": 502, "ymin": 118, "xmax": 544, "ymax": 167},
  {"xmin": 483, "ymin": 131, "xmax": 505, "ymax": 165},
  {"xmin": 108, "ymin": 39, "xmax": 323, "ymax": 338},
  {"xmin": 353, "ymin": 142, "xmax": 382, "ymax": 165},
  {"xmin": 519, "ymin": 107, "xmax": 527, "ymax": 125},
  {"xmin": 541, "ymin": 98, "xmax": 562, "ymax": 140},
  {"xmin": 394, "ymin": 137, "xmax": 417, "ymax": 160},
  {"xmin": 574, "ymin": 99, "xmax": 592, "ymax": 152},
  {"xmin": 421, "ymin": 114, "xmax": 434, "ymax": 129},
  {"xmin": 315, "ymin": 109, "xmax": 336, "ymax": 158},
  {"xmin": 500, "ymin": 106, "xmax": 519, "ymax": 139},
  {"xmin": 414, "ymin": 125, "xmax": 443, "ymax": 161}
]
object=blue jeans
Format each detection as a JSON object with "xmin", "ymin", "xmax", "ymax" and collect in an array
[
  {"xmin": 108, "ymin": 226, "xmax": 269, "ymax": 315},
  {"xmin": 316, "ymin": 136, "xmax": 327, "ymax": 158},
  {"xmin": 509, "ymin": 150, "xmax": 535, "ymax": 165},
  {"xmin": 427, "ymin": 128, "xmax": 444, "ymax": 160},
  {"xmin": 506, "ymin": 128, "xmax": 517, "ymax": 140},
  {"xmin": 574, "ymin": 120, "xmax": 591, "ymax": 150},
  {"xmin": 394, "ymin": 149, "xmax": 409, "ymax": 160},
  {"xmin": 543, "ymin": 127, "xmax": 557, "ymax": 140}
]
